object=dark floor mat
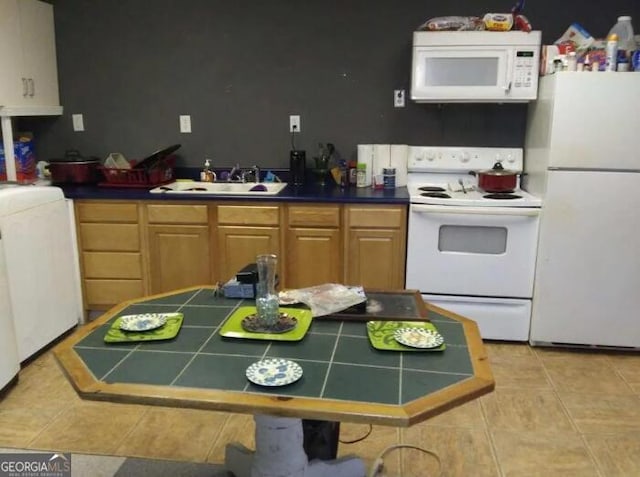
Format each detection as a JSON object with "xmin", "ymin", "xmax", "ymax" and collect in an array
[{"xmin": 114, "ymin": 457, "xmax": 231, "ymax": 477}]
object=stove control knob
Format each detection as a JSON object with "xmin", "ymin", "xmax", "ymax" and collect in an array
[
  {"xmin": 425, "ymin": 151, "xmax": 435, "ymax": 162},
  {"xmin": 460, "ymin": 151, "xmax": 471, "ymax": 163},
  {"xmin": 505, "ymin": 153, "xmax": 515, "ymax": 163}
]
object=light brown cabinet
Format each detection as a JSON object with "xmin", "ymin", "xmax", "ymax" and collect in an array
[
  {"xmin": 285, "ymin": 204, "xmax": 342, "ymax": 288},
  {"xmin": 75, "ymin": 199, "xmax": 407, "ymax": 312},
  {"xmin": 214, "ymin": 203, "xmax": 282, "ymax": 283},
  {"xmin": 146, "ymin": 204, "xmax": 212, "ymax": 294},
  {"xmin": 75, "ymin": 201, "xmax": 144, "ymax": 309},
  {"xmin": 344, "ymin": 204, "xmax": 407, "ymax": 289}
]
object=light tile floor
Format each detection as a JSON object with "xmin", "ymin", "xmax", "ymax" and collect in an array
[{"xmin": 1, "ymin": 342, "xmax": 639, "ymax": 476}]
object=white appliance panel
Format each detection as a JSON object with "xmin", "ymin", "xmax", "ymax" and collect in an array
[
  {"xmin": 406, "ymin": 204, "xmax": 540, "ymax": 298},
  {"xmin": 0, "ymin": 234, "xmax": 20, "ymax": 389},
  {"xmin": 529, "ymin": 74, "xmax": 640, "ymax": 171},
  {"xmin": 424, "ymin": 294, "xmax": 532, "ymax": 341},
  {"xmin": 0, "ymin": 187, "xmax": 80, "ymax": 361},
  {"xmin": 529, "ymin": 170, "xmax": 640, "ymax": 347},
  {"xmin": 411, "ymin": 31, "xmax": 540, "ymax": 103}
]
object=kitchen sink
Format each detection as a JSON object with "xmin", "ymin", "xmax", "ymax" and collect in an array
[{"xmin": 149, "ymin": 181, "xmax": 288, "ymax": 196}]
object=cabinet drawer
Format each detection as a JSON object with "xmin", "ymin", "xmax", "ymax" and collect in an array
[
  {"xmin": 287, "ymin": 205, "xmax": 340, "ymax": 227},
  {"xmin": 217, "ymin": 205, "xmax": 280, "ymax": 225},
  {"xmin": 82, "ymin": 252, "xmax": 142, "ymax": 279},
  {"xmin": 346, "ymin": 206, "xmax": 405, "ymax": 228},
  {"xmin": 84, "ymin": 279, "xmax": 144, "ymax": 306},
  {"xmin": 77, "ymin": 202, "xmax": 138, "ymax": 222},
  {"xmin": 80, "ymin": 223, "xmax": 140, "ymax": 251},
  {"xmin": 84, "ymin": 280, "xmax": 144, "ymax": 305},
  {"xmin": 147, "ymin": 204, "xmax": 208, "ymax": 224}
]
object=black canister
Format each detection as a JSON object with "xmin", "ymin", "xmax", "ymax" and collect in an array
[{"xmin": 290, "ymin": 150, "xmax": 306, "ymax": 186}]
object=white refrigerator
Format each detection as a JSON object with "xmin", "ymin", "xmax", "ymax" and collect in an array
[{"xmin": 524, "ymin": 73, "xmax": 640, "ymax": 348}]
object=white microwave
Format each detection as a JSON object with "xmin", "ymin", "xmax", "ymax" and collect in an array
[{"xmin": 411, "ymin": 31, "xmax": 541, "ymax": 103}]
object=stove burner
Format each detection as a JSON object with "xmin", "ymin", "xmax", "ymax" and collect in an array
[
  {"xmin": 484, "ymin": 193, "xmax": 522, "ymax": 200},
  {"xmin": 421, "ymin": 192, "xmax": 451, "ymax": 198},
  {"xmin": 419, "ymin": 186, "xmax": 446, "ymax": 192}
]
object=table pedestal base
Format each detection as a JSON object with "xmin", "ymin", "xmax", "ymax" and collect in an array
[{"xmin": 224, "ymin": 415, "xmax": 366, "ymax": 477}]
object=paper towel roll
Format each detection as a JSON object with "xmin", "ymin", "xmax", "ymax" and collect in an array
[
  {"xmin": 390, "ymin": 144, "xmax": 408, "ymax": 187},
  {"xmin": 356, "ymin": 144, "xmax": 373, "ymax": 187},
  {"xmin": 372, "ymin": 144, "xmax": 391, "ymax": 177}
]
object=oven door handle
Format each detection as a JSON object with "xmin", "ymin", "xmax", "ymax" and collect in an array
[{"xmin": 411, "ymin": 204, "xmax": 540, "ymax": 217}]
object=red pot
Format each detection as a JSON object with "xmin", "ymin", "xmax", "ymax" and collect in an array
[
  {"xmin": 48, "ymin": 150, "xmax": 101, "ymax": 184},
  {"xmin": 472, "ymin": 162, "xmax": 520, "ymax": 192}
]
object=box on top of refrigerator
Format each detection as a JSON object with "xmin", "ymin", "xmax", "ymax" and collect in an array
[{"xmin": 0, "ymin": 136, "xmax": 36, "ymax": 182}]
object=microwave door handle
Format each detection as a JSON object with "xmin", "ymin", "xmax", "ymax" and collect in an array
[
  {"xmin": 503, "ymin": 81, "xmax": 512, "ymax": 93},
  {"xmin": 412, "ymin": 204, "xmax": 539, "ymax": 217}
]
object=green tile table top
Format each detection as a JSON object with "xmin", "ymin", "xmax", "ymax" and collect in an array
[{"xmin": 54, "ymin": 286, "xmax": 494, "ymax": 427}]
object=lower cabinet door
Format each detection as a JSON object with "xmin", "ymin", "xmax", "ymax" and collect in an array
[
  {"xmin": 147, "ymin": 225, "xmax": 211, "ymax": 293},
  {"xmin": 346, "ymin": 228, "xmax": 405, "ymax": 289},
  {"xmin": 285, "ymin": 227, "xmax": 341, "ymax": 288},
  {"xmin": 216, "ymin": 226, "xmax": 280, "ymax": 284}
]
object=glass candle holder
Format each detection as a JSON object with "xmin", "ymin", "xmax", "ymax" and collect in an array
[{"xmin": 255, "ymin": 254, "xmax": 279, "ymax": 327}]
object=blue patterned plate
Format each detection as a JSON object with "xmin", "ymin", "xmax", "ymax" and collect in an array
[
  {"xmin": 119, "ymin": 313, "xmax": 169, "ymax": 332},
  {"xmin": 245, "ymin": 359, "xmax": 303, "ymax": 387},
  {"xmin": 394, "ymin": 327, "xmax": 444, "ymax": 349}
]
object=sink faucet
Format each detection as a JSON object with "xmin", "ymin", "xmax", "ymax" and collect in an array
[
  {"xmin": 228, "ymin": 163, "xmax": 242, "ymax": 182},
  {"xmin": 242, "ymin": 165, "xmax": 260, "ymax": 183}
]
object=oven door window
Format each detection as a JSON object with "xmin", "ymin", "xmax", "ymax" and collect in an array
[{"xmin": 439, "ymin": 225, "xmax": 507, "ymax": 254}]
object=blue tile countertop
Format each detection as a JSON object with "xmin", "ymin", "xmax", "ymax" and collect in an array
[{"xmin": 59, "ymin": 182, "xmax": 410, "ymax": 204}]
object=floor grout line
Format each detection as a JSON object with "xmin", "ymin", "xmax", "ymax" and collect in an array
[{"xmin": 478, "ymin": 382, "xmax": 506, "ymax": 477}]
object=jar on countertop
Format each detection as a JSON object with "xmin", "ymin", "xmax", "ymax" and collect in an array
[
  {"xmin": 383, "ymin": 167, "xmax": 396, "ymax": 190},
  {"xmin": 356, "ymin": 163, "xmax": 367, "ymax": 188}
]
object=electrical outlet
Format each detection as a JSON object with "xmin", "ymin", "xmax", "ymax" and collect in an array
[
  {"xmin": 289, "ymin": 115, "xmax": 301, "ymax": 133},
  {"xmin": 179, "ymin": 115, "xmax": 192, "ymax": 133},
  {"xmin": 72, "ymin": 114, "xmax": 84, "ymax": 131},
  {"xmin": 394, "ymin": 90, "xmax": 405, "ymax": 108}
]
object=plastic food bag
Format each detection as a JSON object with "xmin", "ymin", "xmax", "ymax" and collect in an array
[
  {"xmin": 279, "ymin": 284, "xmax": 367, "ymax": 317},
  {"xmin": 417, "ymin": 16, "xmax": 484, "ymax": 31}
]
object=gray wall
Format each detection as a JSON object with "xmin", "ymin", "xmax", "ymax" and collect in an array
[{"xmin": 21, "ymin": 0, "xmax": 640, "ymax": 168}]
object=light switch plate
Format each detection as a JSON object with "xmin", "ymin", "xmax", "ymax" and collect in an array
[
  {"xmin": 179, "ymin": 115, "xmax": 192, "ymax": 133},
  {"xmin": 72, "ymin": 114, "xmax": 84, "ymax": 131},
  {"xmin": 394, "ymin": 90, "xmax": 405, "ymax": 108}
]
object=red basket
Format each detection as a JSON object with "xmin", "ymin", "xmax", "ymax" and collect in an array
[{"xmin": 98, "ymin": 155, "xmax": 176, "ymax": 188}]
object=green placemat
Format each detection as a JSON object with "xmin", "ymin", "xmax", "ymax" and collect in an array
[
  {"xmin": 366, "ymin": 321, "xmax": 446, "ymax": 352},
  {"xmin": 104, "ymin": 313, "xmax": 184, "ymax": 343},
  {"xmin": 219, "ymin": 306, "xmax": 312, "ymax": 341}
]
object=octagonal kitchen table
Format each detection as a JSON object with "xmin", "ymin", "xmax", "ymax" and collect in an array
[{"xmin": 53, "ymin": 286, "xmax": 494, "ymax": 477}]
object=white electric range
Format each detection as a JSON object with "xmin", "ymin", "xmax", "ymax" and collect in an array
[{"xmin": 404, "ymin": 147, "xmax": 541, "ymax": 341}]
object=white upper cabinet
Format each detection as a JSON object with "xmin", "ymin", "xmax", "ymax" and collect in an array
[{"xmin": 0, "ymin": 0, "xmax": 60, "ymax": 113}]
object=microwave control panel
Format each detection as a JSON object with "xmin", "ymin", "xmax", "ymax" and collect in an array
[{"xmin": 514, "ymin": 50, "xmax": 536, "ymax": 89}]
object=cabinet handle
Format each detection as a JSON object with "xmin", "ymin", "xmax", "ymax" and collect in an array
[
  {"xmin": 28, "ymin": 78, "xmax": 35, "ymax": 97},
  {"xmin": 22, "ymin": 78, "xmax": 28, "ymax": 97}
]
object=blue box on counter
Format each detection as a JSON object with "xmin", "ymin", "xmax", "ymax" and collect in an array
[
  {"xmin": 0, "ymin": 138, "xmax": 36, "ymax": 182},
  {"xmin": 222, "ymin": 279, "xmax": 256, "ymax": 298}
]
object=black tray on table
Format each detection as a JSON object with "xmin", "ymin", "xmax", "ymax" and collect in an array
[{"xmin": 319, "ymin": 289, "xmax": 428, "ymax": 322}]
